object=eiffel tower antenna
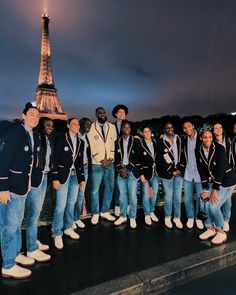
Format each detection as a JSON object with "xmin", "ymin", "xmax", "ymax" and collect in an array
[{"xmin": 35, "ymin": 12, "xmax": 67, "ymax": 120}]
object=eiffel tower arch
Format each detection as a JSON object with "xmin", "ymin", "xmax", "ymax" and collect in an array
[{"xmin": 35, "ymin": 13, "xmax": 67, "ymax": 120}]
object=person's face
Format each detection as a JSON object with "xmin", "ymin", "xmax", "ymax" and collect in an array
[
  {"xmin": 233, "ymin": 124, "xmax": 236, "ymax": 135},
  {"xmin": 183, "ymin": 122, "xmax": 194, "ymax": 137},
  {"xmin": 201, "ymin": 131, "xmax": 213, "ymax": 148},
  {"xmin": 213, "ymin": 124, "xmax": 223, "ymax": 136},
  {"xmin": 164, "ymin": 123, "xmax": 174, "ymax": 136},
  {"xmin": 82, "ymin": 120, "xmax": 92, "ymax": 134},
  {"xmin": 44, "ymin": 120, "xmax": 54, "ymax": 136},
  {"xmin": 116, "ymin": 109, "xmax": 126, "ymax": 121},
  {"xmin": 68, "ymin": 119, "xmax": 80, "ymax": 134},
  {"xmin": 143, "ymin": 128, "xmax": 152, "ymax": 140},
  {"xmin": 22, "ymin": 108, "xmax": 40, "ymax": 129},
  {"xmin": 96, "ymin": 108, "xmax": 107, "ymax": 123},
  {"xmin": 122, "ymin": 123, "xmax": 131, "ymax": 136}
]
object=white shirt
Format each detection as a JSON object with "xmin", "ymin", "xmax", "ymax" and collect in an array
[
  {"xmin": 70, "ymin": 133, "xmax": 77, "ymax": 169},
  {"xmin": 163, "ymin": 134, "xmax": 178, "ymax": 166},
  {"xmin": 122, "ymin": 136, "xmax": 130, "ymax": 165},
  {"xmin": 184, "ymin": 132, "xmax": 201, "ymax": 182},
  {"xmin": 146, "ymin": 140, "xmax": 155, "ymax": 159},
  {"xmin": 78, "ymin": 131, "xmax": 88, "ymax": 165},
  {"xmin": 44, "ymin": 135, "xmax": 51, "ymax": 172}
]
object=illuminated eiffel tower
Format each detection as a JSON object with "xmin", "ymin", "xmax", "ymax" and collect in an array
[{"xmin": 35, "ymin": 13, "xmax": 67, "ymax": 120}]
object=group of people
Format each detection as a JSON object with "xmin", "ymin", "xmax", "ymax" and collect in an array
[{"xmin": 0, "ymin": 102, "xmax": 236, "ymax": 280}]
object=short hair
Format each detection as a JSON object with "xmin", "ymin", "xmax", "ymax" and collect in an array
[
  {"xmin": 182, "ymin": 118, "xmax": 195, "ymax": 126},
  {"xmin": 121, "ymin": 119, "xmax": 132, "ymax": 129},
  {"xmin": 23, "ymin": 102, "xmax": 38, "ymax": 115},
  {"xmin": 79, "ymin": 117, "xmax": 92, "ymax": 128},
  {"xmin": 163, "ymin": 122, "xmax": 173, "ymax": 129},
  {"xmin": 112, "ymin": 104, "xmax": 129, "ymax": 118},
  {"xmin": 95, "ymin": 107, "xmax": 105, "ymax": 114},
  {"xmin": 67, "ymin": 117, "xmax": 78, "ymax": 125},
  {"xmin": 141, "ymin": 125, "xmax": 152, "ymax": 133}
]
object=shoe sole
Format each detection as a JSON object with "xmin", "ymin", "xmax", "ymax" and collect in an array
[
  {"xmin": 100, "ymin": 216, "xmax": 116, "ymax": 222},
  {"xmin": 29, "ymin": 257, "xmax": 51, "ymax": 263},
  {"xmin": 15, "ymin": 261, "xmax": 35, "ymax": 267},
  {"xmin": 199, "ymin": 234, "xmax": 216, "ymax": 241},
  {"xmin": 64, "ymin": 234, "xmax": 80, "ymax": 241},
  {"xmin": 2, "ymin": 273, "xmax": 32, "ymax": 279},
  {"xmin": 55, "ymin": 246, "xmax": 63, "ymax": 250},
  {"xmin": 39, "ymin": 247, "xmax": 50, "ymax": 252},
  {"xmin": 211, "ymin": 238, "xmax": 227, "ymax": 245},
  {"xmin": 114, "ymin": 220, "xmax": 127, "ymax": 227}
]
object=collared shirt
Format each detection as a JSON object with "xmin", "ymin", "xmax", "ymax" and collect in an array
[
  {"xmin": 163, "ymin": 134, "xmax": 178, "ymax": 166},
  {"xmin": 44, "ymin": 135, "xmax": 51, "ymax": 172},
  {"xmin": 122, "ymin": 136, "xmax": 130, "ymax": 165},
  {"xmin": 146, "ymin": 140, "xmax": 155, "ymax": 159},
  {"xmin": 23, "ymin": 124, "xmax": 34, "ymax": 152},
  {"xmin": 98, "ymin": 122, "xmax": 106, "ymax": 139},
  {"xmin": 70, "ymin": 133, "xmax": 77, "ymax": 169},
  {"xmin": 203, "ymin": 146, "xmax": 209, "ymax": 160},
  {"xmin": 116, "ymin": 121, "xmax": 122, "ymax": 135},
  {"xmin": 78, "ymin": 131, "xmax": 88, "ymax": 165},
  {"xmin": 184, "ymin": 132, "xmax": 201, "ymax": 182}
]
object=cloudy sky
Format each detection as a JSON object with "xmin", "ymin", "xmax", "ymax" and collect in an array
[{"xmin": 1, "ymin": 0, "xmax": 236, "ymax": 121}]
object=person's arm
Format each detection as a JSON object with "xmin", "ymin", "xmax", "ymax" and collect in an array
[
  {"xmin": 195, "ymin": 148, "xmax": 209, "ymax": 190},
  {"xmin": 212, "ymin": 145, "xmax": 228, "ymax": 190}
]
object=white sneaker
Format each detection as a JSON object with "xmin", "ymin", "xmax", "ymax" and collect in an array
[
  {"xmin": 223, "ymin": 221, "xmax": 230, "ymax": 233},
  {"xmin": 199, "ymin": 228, "xmax": 216, "ymax": 241},
  {"xmin": 173, "ymin": 218, "xmax": 183, "ymax": 229},
  {"xmin": 100, "ymin": 212, "xmax": 116, "ymax": 222},
  {"xmin": 36, "ymin": 240, "xmax": 49, "ymax": 251},
  {"xmin": 165, "ymin": 217, "xmax": 173, "ymax": 229},
  {"xmin": 211, "ymin": 232, "xmax": 227, "ymax": 245},
  {"xmin": 150, "ymin": 212, "xmax": 159, "ymax": 222},
  {"xmin": 72, "ymin": 222, "xmax": 77, "ymax": 230},
  {"xmin": 114, "ymin": 216, "xmax": 127, "ymax": 226},
  {"xmin": 196, "ymin": 219, "xmax": 204, "ymax": 230},
  {"xmin": 15, "ymin": 253, "xmax": 35, "ymax": 267},
  {"xmin": 186, "ymin": 218, "xmax": 194, "ymax": 229},
  {"xmin": 27, "ymin": 249, "xmax": 51, "ymax": 263},
  {"xmin": 2, "ymin": 265, "xmax": 32, "ymax": 279},
  {"xmin": 130, "ymin": 218, "xmax": 137, "ymax": 229},
  {"xmin": 145, "ymin": 215, "xmax": 152, "ymax": 226},
  {"xmin": 75, "ymin": 219, "xmax": 86, "ymax": 229},
  {"xmin": 54, "ymin": 236, "xmax": 64, "ymax": 250},
  {"xmin": 91, "ymin": 214, "xmax": 99, "ymax": 225},
  {"xmin": 114, "ymin": 206, "xmax": 120, "ymax": 217},
  {"xmin": 64, "ymin": 228, "xmax": 80, "ymax": 240}
]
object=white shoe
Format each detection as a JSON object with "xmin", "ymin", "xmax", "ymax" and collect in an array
[
  {"xmin": 223, "ymin": 221, "xmax": 230, "ymax": 233},
  {"xmin": 114, "ymin": 206, "xmax": 120, "ymax": 217},
  {"xmin": 75, "ymin": 219, "xmax": 86, "ymax": 229},
  {"xmin": 91, "ymin": 214, "xmax": 99, "ymax": 225},
  {"xmin": 130, "ymin": 218, "xmax": 137, "ymax": 229},
  {"xmin": 100, "ymin": 212, "xmax": 116, "ymax": 222},
  {"xmin": 72, "ymin": 222, "xmax": 77, "ymax": 230},
  {"xmin": 173, "ymin": 218, "xmax": 183, "ymax": 229},
  {"xmin": 2, "ymin": 265, "xmax": 32, "ymax": 279},
  {"xmin": 186, "ymin": 218, "xmax": 194, "ymax": 229},
  {"xmin": 211, "ymin": 232, "xmax": 227, "ymax": 245},
  {"xmin": 199, "ymin": 228, "xmax": 216, "ymax": 241},
  {"xmin": 114, "ymin": 217, "xmax": 127, "ymax": 226},
  {"xmin": 165, "ymin": 217, "xmax": 173, "ymax": 229},
  {"xmin": 150, "ymin": 212, "xmax": 159, "ymax": 222},
  {"xmin": 36, "ymin": 240, "xmax": 49, "ymax": 251},
  {"xmin": 27, "ymin": 249, "xmax": 51, "ymax": 263},
  {"xmin": 54, "ymin": 236, "xmax": 64, "ymax": 250},
  {"xmin": 196, "ymin": 219, "xmax": 204, "ymax": 230},
  {"xmin": 64, "ymin": 228, "xmax": 80, "ymax": 240},
  {"xmin": 15, "ymin": 253, "xmax": 35, "ymax": 267},
  {"xmin": 145, "ymin": 215, "xmax": 152, "ymax": 226}
]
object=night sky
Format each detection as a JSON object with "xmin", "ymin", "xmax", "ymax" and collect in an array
[{"xmin": 1, "ymin": 0, "xmax": 236, "ymax": 121}]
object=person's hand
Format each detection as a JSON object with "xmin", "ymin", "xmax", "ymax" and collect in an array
[
  {"xmin": 106, "ymin": 159, "xmax": 113, "ymax": 167},
  {"xmin": 210, "ymin": 189, "xmax": 219, "ymax": 205},
  {"xmin": 140, "ymin": 175, "xmax": 146, "ymax": 182},
  {"xmin": 53, "ymin": 180, "xmax": 61, "ymax": 190},
  {"xmin": 80, "ymin": 181, "xmax": 85, "ymax": 191},
  {"xmin": 120, "ymin": 167, "xmax": 128, "ymax": 178},
  {"xmin": 201, "ymin": 191, "xmax": 209, "ymax": 200},
  {"xmin": 0, "ymin": 191, "xmax": 11, "ymax": 205},
  {"xmin": 173, "ymin": 170, "xmax": 181, "ymax": 177}
]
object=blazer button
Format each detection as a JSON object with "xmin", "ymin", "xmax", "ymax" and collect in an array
[{"xmin": 28, "ymin": 173, "xmax": 30, "ymax": 176}]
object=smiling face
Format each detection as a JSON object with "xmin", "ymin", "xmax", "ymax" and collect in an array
[
  {"xmin": 44, "ymin": 119, "xmax": 54, "ymax": 136},
  {"xmin": 164, "ymin": 123, "xmax": 174, "ymax": 136},
  {"xmin": 96, "ymin": 108, "xmax": 107, "ymax": 123},
  {"xmin": 22, "ymin": 108, "xmax": 40, "ymax": 130},
  {"xmin": 122, "ymin": 123, "xmax": 131, "ymax": 136},
  {"xmin": 143, "ymin": 127, "xmax": 152, "ymax": 140},
  {"xmin": 213, "ymin": 123, "xmax": 223, "ymax": 137},
  {"xmin": 116, "ymin": 109, "xmax": 126, "ymax": 121},
  {"xmin": 82, "ymin": 120, "xmax": 92, "ymax": 134},
  {"xmin": 183, "ymin": 122, "xmax": 194, "ymax": 137},
  {"xmin": 68, "ymin": 118, "xmax": 80, "ymax": 135},
  {"xmin": 201, "ymin": 131, "xmax": 213, "ymax": 148}
]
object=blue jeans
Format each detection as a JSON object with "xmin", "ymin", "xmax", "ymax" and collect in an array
[
  {"xmin": 184, "ymin": 180, "xmax": 202, "ymax": 219},
  {"xmin": 25, "ymin": 173, "xmax": 48, "ymax": 252},
  {"xmin": 52, "ymin": 170, "xmax": 79, "ymax": 236},
  {"xmin": 74, "ymin": 165, "xmax": 88, "ymax": 220},
  {"xmin": 91, "ymin": 164, "xmax": 114, "ymax": 214},
  {"xmin": 0, "ymin": 194, "xmax": 26, "ymax": 269},
  {"xmin": 161, "ymin": 176, "xmax": 183, "ymax": 219},
  {"xmin": 221, "ymin": 195, "xmax": 232, "ymax": 222},
  {"xmin": 142, "ymin": 175, "xmax": 159, "ymax": 216},
  {"xmin": 117, "ymin": 171, "xmax": 138, "ymax": 219},
  {"xmin": 202, "ymin": 185, "xmax": 235, "ymax": 230}
]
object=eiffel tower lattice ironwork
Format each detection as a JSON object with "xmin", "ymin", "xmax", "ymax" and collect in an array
[{"xmin": 35, "ymin": 13, "xmax": 67, "ymax": 120}]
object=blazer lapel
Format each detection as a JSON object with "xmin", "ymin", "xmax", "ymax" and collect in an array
[
  {"xmin": 95, "ymin": 122, "xmax": 105, "ymax": 142},
  {"xmin": 65, "ymin": 132, "xmax": 74, "ymax": 153},
  {"xmin": 128, "ymin": 136, "xmax": 134, "ymax": 159}
]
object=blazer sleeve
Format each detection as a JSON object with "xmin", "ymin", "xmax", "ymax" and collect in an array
[
  {"xmin": 109, "ymin": 124, "xmax": 117, "ymax": 161},
  {"xmin": 51, "ymin": 134, "xmax": 63, "ymax": 181},
  {"xmin": 212, "ymin": 145, "xmax": 228, "ymax": 190},
  {"xmin": 195, "ymin": 148, "xmax": 209, "ymax": 190},
  {"xmin": 78, "ymin": 140, "xmax": 85, "ymax": 183},
  {"xmin": 156, "ymin": 139, "xmax": 175, "ymax": 175},
  {"xmin": 114, "ymin": 140, "xmax": 122, "ymax": 172}
]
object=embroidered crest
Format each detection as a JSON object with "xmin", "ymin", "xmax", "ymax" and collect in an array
[
  {"xmin": 37, "ymin": 147, "xmax": 40, "ymax": 152},
  {"xmin": 132, "ymin": 150, "xmax": 134, "ymax": 154},
  {"xmin": 64, "ymin": 146, "xmax": 69, "ymax": 151},
  {"xmin": 118, "ymin": 149, "xmax": 120, "ymax": 153},
  {"xmin": 213, "ymin": 162, "xmax": 216, "ymax": 165},
  {"xmin": 24, "ymin": 146, "xmax": 29, "ymax": 152},
  {"xmin": 199, "ymin": 159, "xmax": 202, "ymax": 163},
  {"xmin": 94, "ymin": 135, "xmax": 99, "ymax": 140},
  {"xmin": 164, "ymin": 148, "xmax": 168, "ymax": 153},
  {"xmin": 143, "ymin": 151, "xmax": 147, "ymax": 155}
]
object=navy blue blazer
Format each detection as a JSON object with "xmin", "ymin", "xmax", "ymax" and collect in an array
[
  {"xmin": 140, "ymin": 137, "xmax": 158, "ymax": 180},
  {"xmin": 0, "ymin": 123, "xmax": 41, "ymax": 196}
]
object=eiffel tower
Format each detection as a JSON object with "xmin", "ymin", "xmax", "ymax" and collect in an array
[{"xmin": 35, "ymin": 13, "xmax": 67, "ymax": 120}]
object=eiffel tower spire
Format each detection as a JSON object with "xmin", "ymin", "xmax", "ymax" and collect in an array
[{"xmin": 35, "ymin": 13, "xmax": 67, "ymax": 120}]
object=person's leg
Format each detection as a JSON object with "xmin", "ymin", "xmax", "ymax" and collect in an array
[
  {"xmin": 0, "ymin": 194, "xmax": 26, "ymax": 269},
  {"xmin": 149, "ymin": 176, "xmax": 159, "ymax": 213},
  {"xmin": 91, "ymin": 165, "xmax": 103, "ymax": 214},
  {"xmin": 128, "ymin": 172, "xmax": 138, "ymax": 219},
  {"xmin": 64, "ymin": 171, "xmax": 80, "ymax": 230},
  {"xmin": 142, "ymin": 180, "xmax": 151, "ymax": 216},
  {"xmin": 74, "ymin": 165, "xmax": 88, "ymax": 221},
  {"xmin": 183, "ymin": 180, "xmax": 194, "ymax": 219},
  {"xmin": 117, "ymin": 175, "xmax": 128, "ymax": 218},
  {"xmin": 161, "ymin": 178, "xmax": 173, "ymax": 218},
  {"xmin": 52, "ymin": 180, "xmax": 69, "ymax": 236},
  {"xmin": 221, "ymin": 195, "xmax": 232, "ymax": 223},
  {"xmin": 194, "ymin": 182, "xmax": 203, "ymax": 218},
  {"xmin": 26, "ymin": 174, "xmax": 48, "ymax": 252},
  {"xmin": 173, "ymin": 176, "xmax": 183, "ymax": 219},
  {"xmin": 101, "ymin": 165, "xmax": 115, "ymax": 213}
]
